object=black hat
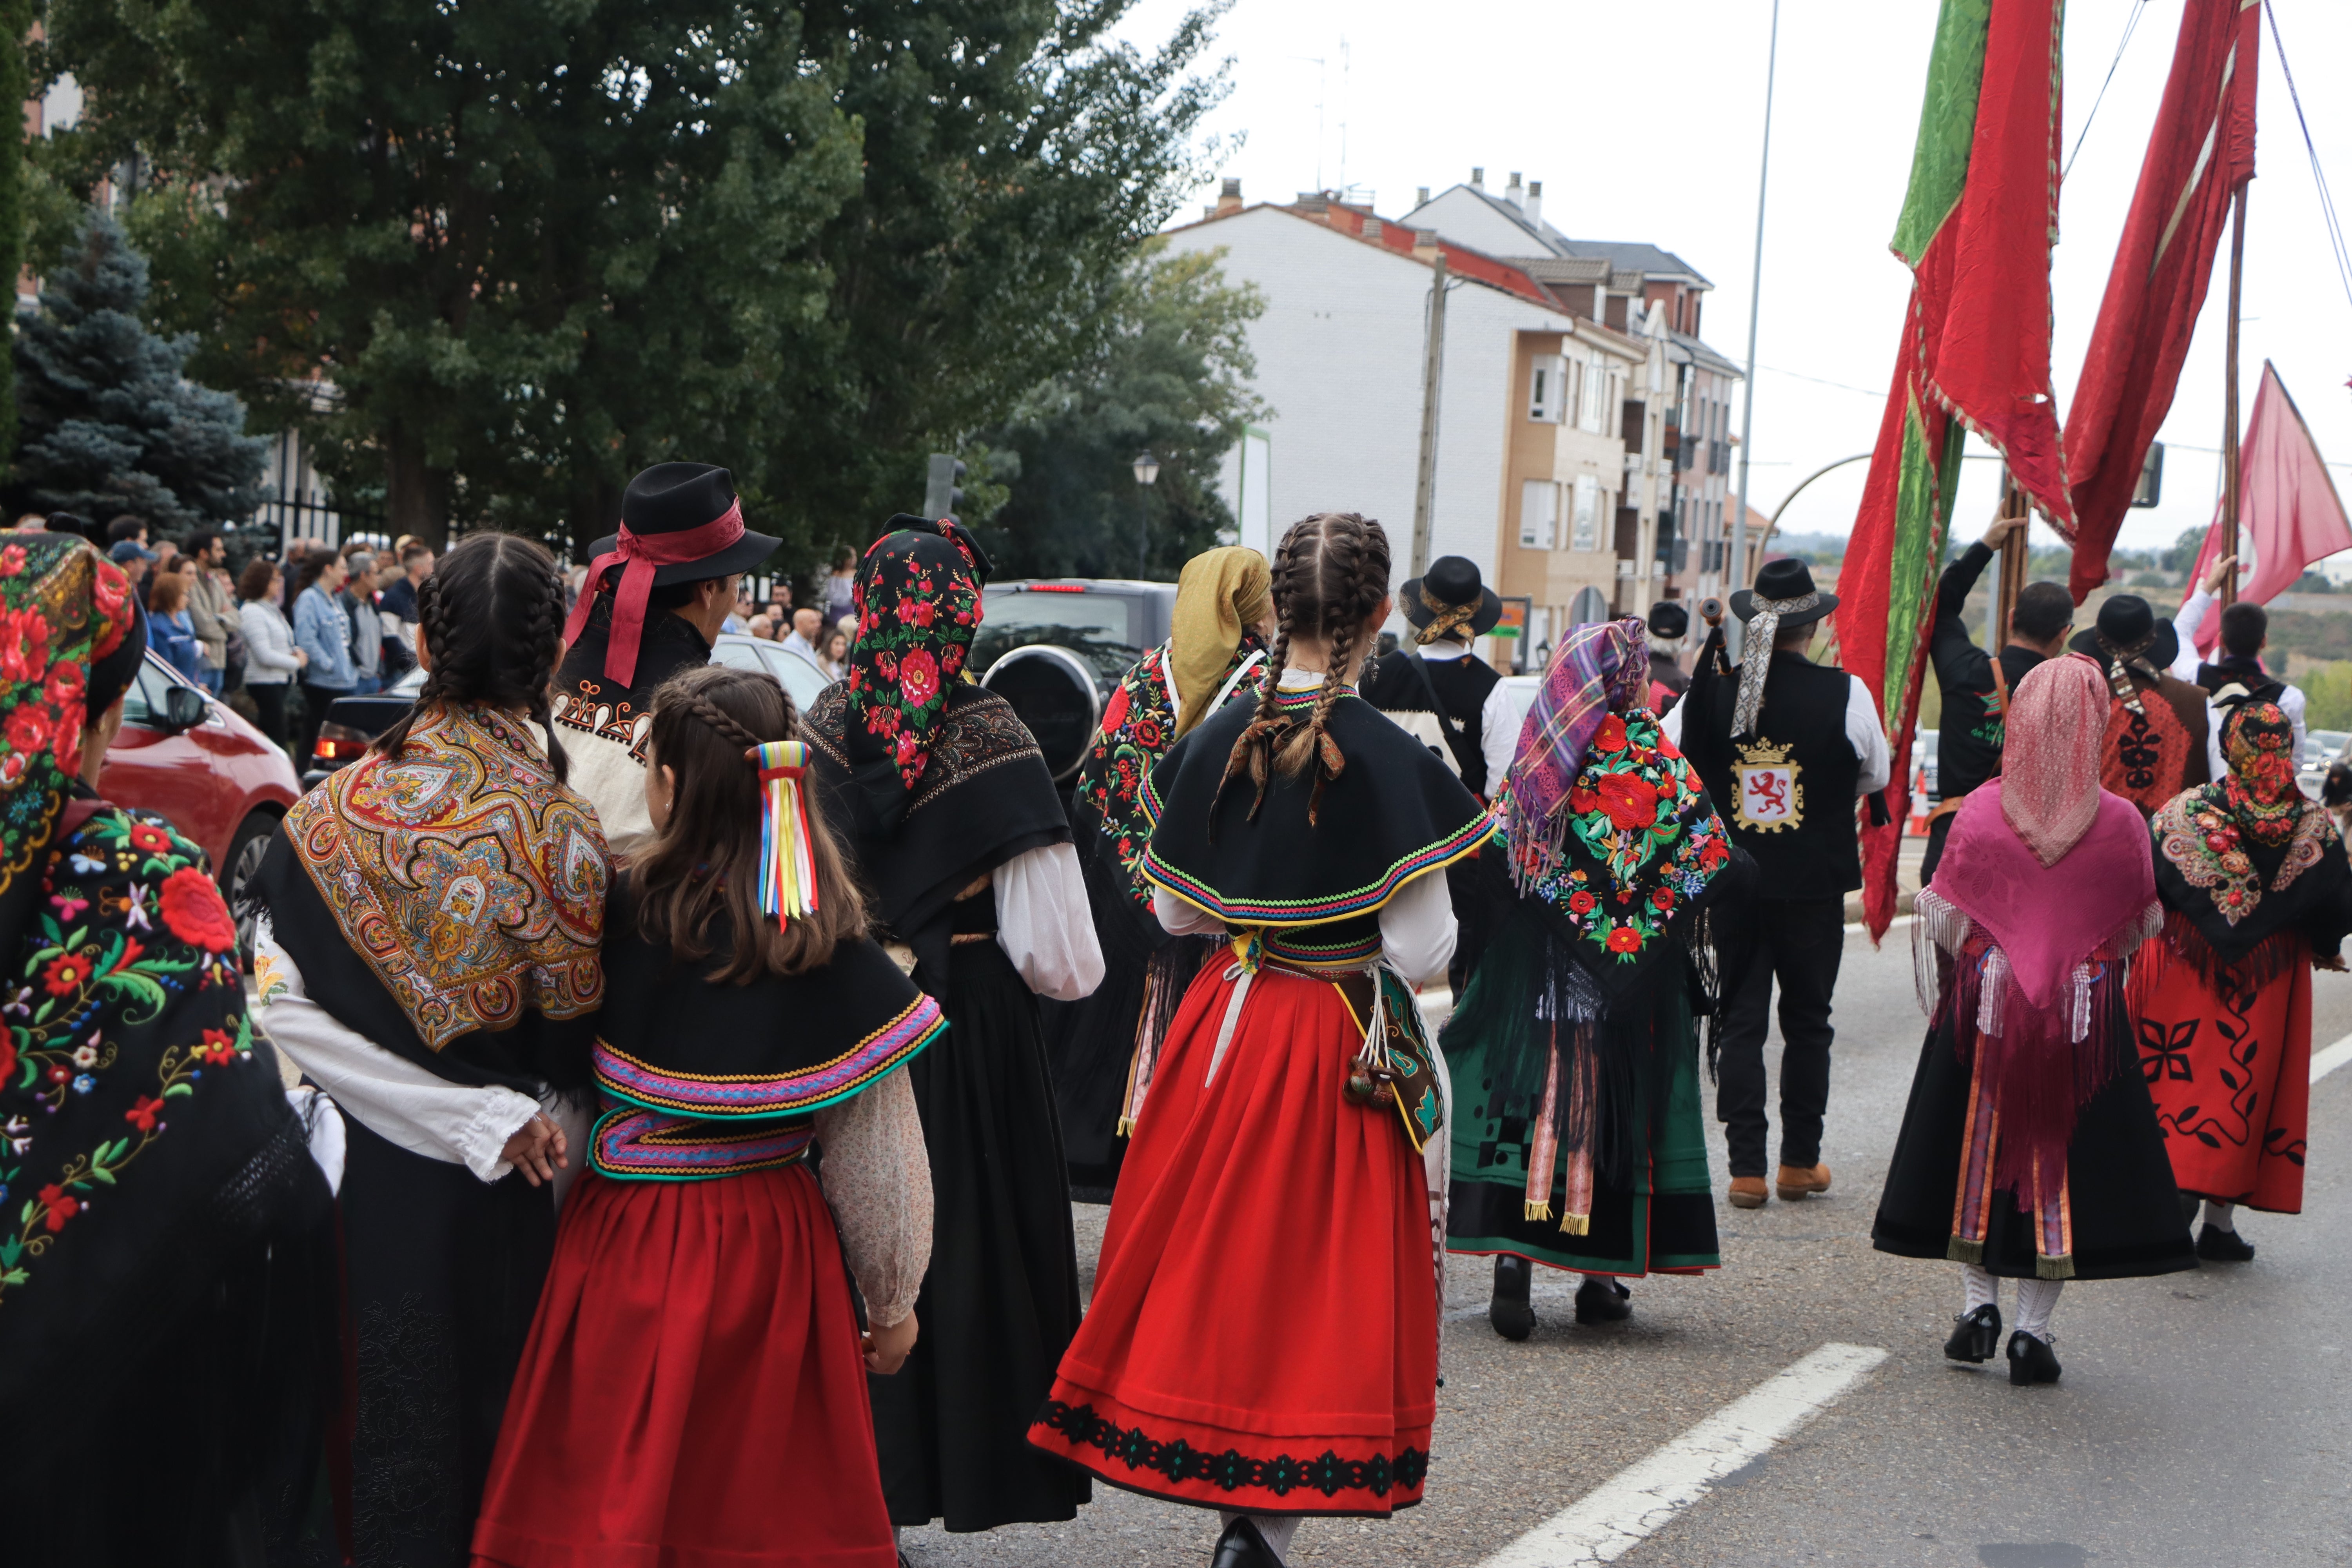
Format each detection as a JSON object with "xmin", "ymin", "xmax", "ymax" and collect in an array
[
  {"xmin": 1399, "ymin": 555, "xmax": 1502, "ymax": 642},
  {"xmin": 1729, "ymin": 557, "xmax": 1838, "ymax": 627},
  {"xmin": 2068, "ymin": 593, "xmax": 2178, "ymax": 670},
  {"xmin": 1646, "ymin": 600, "xmax": 1689, "ymax": 640},
  {"xmin": 584, "ymin": 462, "xmax": 781, "ymax": 585}
]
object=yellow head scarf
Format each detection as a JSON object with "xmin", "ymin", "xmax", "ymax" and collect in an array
[{"xmin": 1169, "ymin": 546, "xmax": 1273, "ymax": 739}]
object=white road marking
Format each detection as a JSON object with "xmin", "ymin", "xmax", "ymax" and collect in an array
[
  {"xmin": 1475, "ymin": 1341, "xmax": 1889, "ymax": 1567},
  {"xmin": 2312, "ymin": 1032, "xmax": 2352, "ymax": 1085}
]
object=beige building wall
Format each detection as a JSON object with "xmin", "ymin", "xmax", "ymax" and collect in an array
[{"xmin": 1492, "ymin": 327, "xmax": 1642, "ymax": 665}]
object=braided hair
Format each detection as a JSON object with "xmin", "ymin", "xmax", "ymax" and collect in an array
[
  {"xmin": 371, "ymin": 533, "xmax": 572, "ymax": 781},
  {"xmin": 634, "ymin": 664, "xmax": 869, "ymax": 981},
  {"xmin": 1215, "ymin": 511, "xmax": 1392, "ymax": 825}
]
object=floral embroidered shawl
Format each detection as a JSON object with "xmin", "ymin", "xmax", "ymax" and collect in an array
[{"xmin": 260, "ymin": 702, "xmax": 609, "ymax": 1089}]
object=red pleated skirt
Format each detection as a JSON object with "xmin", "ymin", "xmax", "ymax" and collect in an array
[
  {"xmin": 470, "ymin": 1166, "xmax": 894, "ymax": 1568},
  {"xmin": 2132, "ymin": 937, "xmax": 2313, "ymax": 1214},
  {"xmin": 1027, "ymin": 962, "xmax": 1436, "ymax": 1517}
]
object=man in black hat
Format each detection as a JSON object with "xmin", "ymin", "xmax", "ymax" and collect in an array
[
  {"xmin": 1364, "ymin": 554, "xmax": 1514, "ymax": 798},
  {"xmin": 554, "ymin": 462, "xmax": 782, "ymax": 858},
  {"xmin": 1919, "ymin": 512, "xmax": 2076, "ymax": 878},
  {"xmin": 1646, "ymin": 600, "xmax": 1691, "ymax": 715},
  {"xmin": 1365, "ymin": 555, "xmax": 1512, "ymax": 994},
  {"xmin": 2071, "ymin": 590, "xmax": 2210, "ymax": 817},
  {"xmin": 1666, "ymin": 558, "xmax": 1890, "ymax": 1209}
]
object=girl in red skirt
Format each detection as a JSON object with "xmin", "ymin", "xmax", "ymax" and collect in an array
[
  {"xmin": 472, "ymin": 666, "xmax": 942, "ymax": 1568},
  {"xmin": 1029, "ymin": 513, "xmax": 1492, "ymax": 1567}
]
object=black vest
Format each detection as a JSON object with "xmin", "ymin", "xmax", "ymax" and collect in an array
[
  {"xmin": 1680, "ymin": 652, "xmax": 1862, "ymax": 900},
  {"xmin": 1365, "ymin": 648, "xmax": 1502, "ymax": 796},
  {"xmin": 2196, "ymin": 656, "xmax": 2286, "ymax": 706}
]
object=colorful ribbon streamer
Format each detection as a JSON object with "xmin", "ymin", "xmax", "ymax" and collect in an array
[{"xmin": 748, "ymin": 740, "xmax": 818, "ymax": 923}]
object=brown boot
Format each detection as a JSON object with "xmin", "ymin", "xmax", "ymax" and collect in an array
[
  {"xmin": 1776, "ymin": 1163, "xmax": 1833, "ymax": 1201},
  {"xmin": 1727, "ymin": 1176, "xmax": 1768, "ymax": 1209}
]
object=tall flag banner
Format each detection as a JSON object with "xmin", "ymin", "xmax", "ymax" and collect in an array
[
  {"xmin": 2181, "ymin": 362, "xmax": 2352, "ymax": 657},
  {"xmin": 1837, "ymin": 0, "xmax": 2073, "ymax": 939},
  {"xmin": 2064, "ymin": 0, "xmax": 2261, "ymax": 604}
]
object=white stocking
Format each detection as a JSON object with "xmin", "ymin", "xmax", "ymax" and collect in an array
[
  {"xmin": 2014, "ymin": 1277, "xmax": 2062, "ymax": 1339},
  {"xmin": 2202, "ymin": 1200, "xmax": 2236, "ymax": 1232},
  {"xmin": 1961, "ymin": 1262, "xmax": 1998, "ymax": 1314},
  {"xmin": 1221, "ymin": 1514, "xmax": 1300, "ymax": 1563}
]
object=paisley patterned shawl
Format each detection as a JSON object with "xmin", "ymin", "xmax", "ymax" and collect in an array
[
  {"xmin": 1074, "ymin": 635, "xmax": 1267, "ymax": 908},
  {"xmin": 2150, "ymin": 700, "xmax": 2352, "ymax": 970},
  {"xmin": 258, "ymin": 702, "xmax": 610, "ymax": 1089}
]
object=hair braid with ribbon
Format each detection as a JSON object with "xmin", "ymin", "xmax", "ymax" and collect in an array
[{"xmin": 1214, "ymin": 511, "xmax": 1391, "ymax": 826}]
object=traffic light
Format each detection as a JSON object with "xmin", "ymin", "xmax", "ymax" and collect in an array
[{"xmin": 924, "ymin": 454, "xmax": 967, "ymax": 522}]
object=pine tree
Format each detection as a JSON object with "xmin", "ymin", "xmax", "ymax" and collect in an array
[{"xmin": 11, "ymin": 211, "xmax": 266, "ymax": 530}]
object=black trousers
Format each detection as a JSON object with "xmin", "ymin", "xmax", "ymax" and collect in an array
[
  {"xmin": 1713, "ymin": 893, "xmax": 1845, "ymax": 1176},
  {"xmin": 248, "ymin": 681, "xmax": 289, "ymax": 746}
]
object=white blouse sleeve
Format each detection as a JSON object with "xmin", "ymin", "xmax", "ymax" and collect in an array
[
  {"xmin": 1379, "ymin": 867, "xmax": 1458, "ymax": 986},
  {"xmin": 253, "ymin": 919, "xmax": 544, "ymax": 1183},
  {"xmin": 1481, "ymin": 683, "xmax": 1520, "ymax": 800},
  {"xmin": 1152, "ymin": 881, "xmax": 1227, "ymax": 938},
  {"xmin": 991, "ymin": 841, "xmax": 1106, "ymax": 1002},
  {"xmin": 813, "ymin": 1067, "xmax": 933, "ymax": 1330}
]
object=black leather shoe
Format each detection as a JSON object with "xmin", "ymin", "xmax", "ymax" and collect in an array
[
  {"xmin": 1944, "ymin": 1302, "xmax": 2002, "ymax": 1363},
  {"xmin": 1489, "ymin": 1254, "xmax": 1535, "ymax": 1341},
  {"xmin": 2197, "ymin": 1222, "xmax": 2256, "ymax": 1262},
  {"xmin": 1574, "ymin": 1276, "xmax": 1633, "ymax": 1324},
  {"xmin": 2007, "ymin": 1329, "xmax": 2062, "ymax": 1385},
  {"xmin": 1211, "ymin": 1516, "xmax": 1282, "ymax": 1568}
]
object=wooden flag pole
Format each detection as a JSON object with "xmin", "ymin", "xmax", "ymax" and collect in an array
[
  {"xmin": 2218, "ymin": 181, "xmax": 2249, "ymax": 607},
  {"xmin": 1994, "ymin": 470, "xmax": 2029, "ymax": 646}
]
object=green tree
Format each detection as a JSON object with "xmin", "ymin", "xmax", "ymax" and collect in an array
[
  {"xmin": 9, "ymin": 212, "xmax": 266, "ymax": 529},
  {"xmin": 0, "ymin": 1, "xmax": 33, "ymax": 470},
  {"xmin": 978, "ymin": 243, "xmax": 1263, "ymax": 579},
  {"xmin": 41, "ymin": 0, "xmax": 1227, "ymax": 564}
]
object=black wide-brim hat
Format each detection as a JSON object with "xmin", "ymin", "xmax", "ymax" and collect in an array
[
  {"xmin": 1730, "ymin": 556, "xmax": 1837, "ymax": 627},
  {"xmin": 2069, "ymin": 593, "xmax": 2178, "ymax": 670},
  {"xmin": 585, "ymin": 461, "xmax": 782, "ymax": 584},
  {"xmin": 1400, "ymin": 555, "xmax": 1502, "ymax": 638}
]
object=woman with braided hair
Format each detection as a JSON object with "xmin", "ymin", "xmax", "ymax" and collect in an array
[
  {"xmin": 801, "ymin": 516, "xmax": 1104, "ymax": 1535},
  {"xmin": 251, "ymin": 533, "xmax": 613, "ymax": 1565},
  {"xmin": 1029, "ymin": 513, "xmax": 1491, "ymax": 1568},
  {"xmin": 472, "ymin": 665, "xmax": 940, "ymax": 1568}
]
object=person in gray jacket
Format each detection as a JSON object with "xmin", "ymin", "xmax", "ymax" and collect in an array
[
  {"xmin": 236, "ymin": 556, "xmax": 306, "ymax": 749},
  {"xmin": 180, "ymin": 531, "xmax": 241, "ymax": 694}
]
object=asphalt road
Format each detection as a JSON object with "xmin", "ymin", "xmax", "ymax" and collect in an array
[{"xmin": 901, "ymin": 920, "xmax": 2352, "ymax": 1568}]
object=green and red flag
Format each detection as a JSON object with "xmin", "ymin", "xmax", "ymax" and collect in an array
[{"xmin": 1835, "ymin": 0, "xmax": 2074, "ymax": 939}]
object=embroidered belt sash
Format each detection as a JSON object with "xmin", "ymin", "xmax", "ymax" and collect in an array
[{"xmin": 591, "ymin": 1105, "xmax": 816, "ymax": 1181}]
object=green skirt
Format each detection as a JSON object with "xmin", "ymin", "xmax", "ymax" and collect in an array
[{"xmin": 1445, "ymin": 954, "xmax": 1720, "ymax": 1277}]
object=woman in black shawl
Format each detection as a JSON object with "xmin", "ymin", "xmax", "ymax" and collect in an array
[
  {"xmin": 804, "ymin": 516, "xmax": 1105, "ymax": 1533},
  {"xmin": 251, "ymin": 535, "xmax": 610, "ymax": 1566},
  {"xmin": 1, "ymin": 537, "xmax": 336, "ymax": 1564}
]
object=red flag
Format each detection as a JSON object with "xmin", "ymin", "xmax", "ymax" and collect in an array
[
  {"xmin": 2181, "ymin": 363, "xmax": 2352, "ymax": 657},
  {"xmin": 2063, "ymin": 0, "xmax": 2260, "ymax": 602},
  {"xmin": 1837, "ymin": 0, "xmax": 2071, "ymax": 939}
]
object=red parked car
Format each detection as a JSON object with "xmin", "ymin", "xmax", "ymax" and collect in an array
[{"xmin": 98, "ymin": 650, "xmax": 302, "ymax": 952}]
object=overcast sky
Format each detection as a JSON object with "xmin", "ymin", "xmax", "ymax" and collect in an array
[{"xmin": 1112, "ymin": 0, "xmax": 2352, "ymax": 564}]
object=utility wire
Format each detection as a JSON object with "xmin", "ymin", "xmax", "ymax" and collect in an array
[
  {"xmin": 2265, "ymin": 1, "xmax": 2352, "ymax": 318},
  {"xmin": 2063, "ymin": 0, "xmax": 2149, "ymax": 180}
]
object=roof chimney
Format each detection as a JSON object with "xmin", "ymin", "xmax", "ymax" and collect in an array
[
  {"xmin": 1525, "ymin": 179, "xmax": 1543, "ymax": 228},
  {"xmin": 1415, "ymin": 185, "xmax": 1430, "ymax": 207},
  {"xmin": 1412, "ymin": 227, "xmax": 1442, "ymax": 261},
  {"xmin": 1470, "ymin": 166, "xmax": 1485, "ymax": 189},
  {"xmin": 1506, "ymin": 171, "xmax": 1524, "ymax": 207},
  {"xmin": 1216, "ymin": 176, "xmax": 1243, "ymax": 215}
]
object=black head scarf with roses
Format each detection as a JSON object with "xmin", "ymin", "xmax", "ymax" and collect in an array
[{"xmin": 842, "ymin": 516, "xmax": 991, "ymax": 834}]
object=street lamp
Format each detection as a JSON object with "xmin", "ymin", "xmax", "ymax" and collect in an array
[{"xmin": 1131, "ymin": 451, "xmax": 1160, "ymax": 577}]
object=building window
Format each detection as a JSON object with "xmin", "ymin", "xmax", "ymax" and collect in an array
[
  {"xmin": 1571, "ymin": 475, "xmax": 1599, "ymax": 552},
  {"xmin": 1581, "ymin": 352, "xmax": 1608, "ymax": 433},
  {"xmin": 1520, "ymin": 479, "xmax": 1559, "ymax": 549},
  {"xmin": 1528, "ymin": 356, "xmax": 1565, "ymax": 422}
]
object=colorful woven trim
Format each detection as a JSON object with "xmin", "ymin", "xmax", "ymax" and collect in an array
[
  {"xmin": 1261, "ymin": 928, "xmax": 1384, "ymax": 971},
  {"xmin": 1142, "ymin": 809, "xmax": 1498, "ymax": 927},
  {"xmin": 593, "ymin": 994, "xmax": 944, "ymax": 1119},
  {"xmin": 589, "ymin": 1105, "xmax": 816, "ymax": 1182}
]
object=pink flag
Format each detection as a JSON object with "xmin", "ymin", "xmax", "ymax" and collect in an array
[{"xmin": 2182, "ymin": 363, "xmax": 2351, "ymax": 655}]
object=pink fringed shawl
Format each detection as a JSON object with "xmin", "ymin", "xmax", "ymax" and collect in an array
[{"xmin": 1916, "ymin": 658, "xmax": 2163, "ymax": 1276}]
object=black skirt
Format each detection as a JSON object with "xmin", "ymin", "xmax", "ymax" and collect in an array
[
  {"xmin": 871, "ymin": 940, "xmax": 1092, "ymax": 1530},
  {"xmin": 293, "ymin": 1111, "xmax": 558, "ymax": 1568},
  {"xmin": 1871, "ymin": 1016, "xmax": 2197, "ymax": 1281}
]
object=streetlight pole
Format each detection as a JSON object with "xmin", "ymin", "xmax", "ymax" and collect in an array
[
  {"xmin": 1132, "ymin": 451, "xmax": 1161, "ymax": 577},
  {"xmin": 1730, "ymin": 0, "xmax": 1780, "ymax": 659}
]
